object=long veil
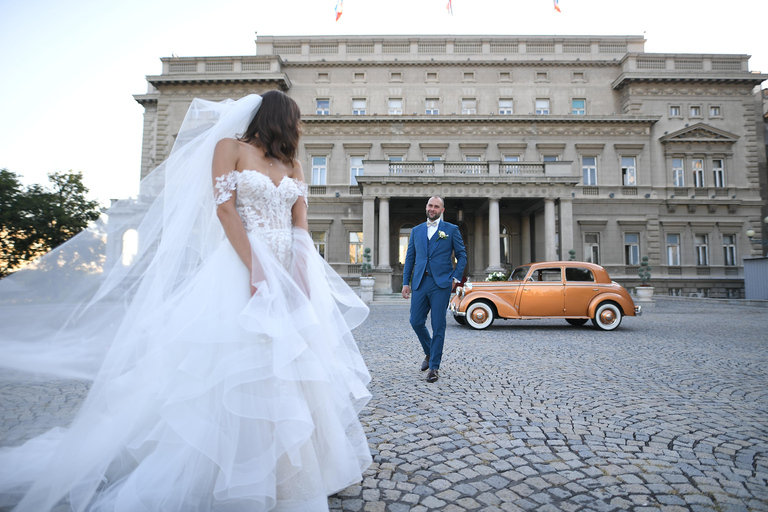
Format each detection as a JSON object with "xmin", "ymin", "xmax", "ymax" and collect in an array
[{"xmin": 0, "ymin": 94, "xmax": 371, "ymax": 511}]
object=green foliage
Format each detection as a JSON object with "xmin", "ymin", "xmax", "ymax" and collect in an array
[
  {"xmin": 0, "ymin": 169, "xmax": 101, "ymax": 277},
  {"xmin": 568, "ymin": 249, "xmax": 576, "ymax": 261},
  {"xmin": 360, "ymin": 247, "xmax": 373, "ymax": 277},
  {"xmin": 637, "ymin": 255, "xmax": 652, "ymax": 285}
]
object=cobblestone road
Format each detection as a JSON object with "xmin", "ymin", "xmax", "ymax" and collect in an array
[{"xmin": 1, "ymin": 298, "xmax": 767, "ymax": 512}]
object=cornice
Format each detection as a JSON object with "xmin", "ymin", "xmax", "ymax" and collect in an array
[
  {"xmin": 133, "ymin": 94, "xmax": 158, "ymax": 106},
  {"xmin": 302, "ymin": 114, "xmax": 660, "ymax": 124},
  {"xmin": 282, "ymin": 60, "xmax": 622, "ymax": 68},
  {"xmin": 145, "ymin": 74, "xmax": 292, "ymax": 91},
  {"xmin": 612, "ymin": 72, "xmax": 768, "ymax": 89}
]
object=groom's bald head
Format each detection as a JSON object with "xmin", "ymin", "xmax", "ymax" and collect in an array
[{"xmin": 426, "ymin": 196, "xmax": 445, "ymax": 221}]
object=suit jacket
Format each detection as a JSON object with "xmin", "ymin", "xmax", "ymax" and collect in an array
[{"xmin": 402, "ymin": 220, "xmax": 467, "ymax": 291}]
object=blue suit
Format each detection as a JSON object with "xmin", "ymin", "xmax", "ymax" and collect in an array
[{"xmin": 402, "ymin": 220, "xmax": 467, "ymax": 370}]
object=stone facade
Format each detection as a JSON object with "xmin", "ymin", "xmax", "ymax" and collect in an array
[{"xmin": 133, "ymin": 35, "xmax": 767, "ymax": 298}]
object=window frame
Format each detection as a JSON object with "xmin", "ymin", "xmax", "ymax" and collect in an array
[
  {"xmin": 694, "ymin": 233, "xmax": 709, "ymax": 266},
  {"xmin": 311, "ymin": 230, "xmax": 327, "ymax": 260},
  {"xmin": 712, "ymin": 159, "xmax": 725, "ymax": 188},
  {"xmin": 692, "ymin": 158, "xmax": 705, "ymax": 188},
  {"xmin": 311, "ymin": 155, "xmax": 328, "ymax": 185},
  {"xmin": 498, "ymin": 98, "xmax": 513, "ymax": 115},
  {"xmin": 425, "ymin": 98, "xmax": 440, "ymax": 115},
  {"xmin": 535, "ymin": 98, "xmax": 550, "ymax": 115},
  {"xmin": 461, "ymin": 98, "xmax": 477, "ymax": 115},
  {"xmin": 348, "ymin": 231, "xmax": 364, "ymax": 264},
  {"xmin": 624, "ymin": 233, "xmax": 640, "ymax": 265},
  {"xmin": 582, "ymin": 156, "xmax": 597, "ymax": 186},
  {"xmin": 349, "ymin": 155, "xmax": 365, "ymax": 185},
  {"xmin": 666, "ymin": 233, "xmax": 681, "ymax": 266},
  {"xmin": 722, "ymin": 234, "xmax": 736, "ymax": 266},
  {"xmin": 315, "ymin": 99, "xmax": 330, "ymax": 116},
  {"xmin": 572, "ymin": 98, "xmax": 586, "ymax": 115},
  {"xmin": 352, "ymin": 98, "xmax": 367, "ymax": 115},
  {"xmin": 584, "ymin": 232, "xmax": 600, "ymax": 264},
  {"xmin": 672, "ymin": 158, "xmax": 685, "ymax": 187},
  {"xmin": 621, "ymin": 156, "xmax": 637, "ymax": 186},
  {"xmin": 388, "ymin": 98, "xmax": 403, "ymax": 115}
]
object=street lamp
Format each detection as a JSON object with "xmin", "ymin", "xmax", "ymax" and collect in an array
[{"xmin": 746, "ymin": 217, "xmax": 768, "ymax": 246}]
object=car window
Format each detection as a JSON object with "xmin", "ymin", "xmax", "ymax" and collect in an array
[
  {"xmin": 509, "ymin": 266, "xmax": 529, "ymax": 281},
  {"xmin": 565, "ymin": 267, "xmax": 595, "ymax": 282},
  {"xmin": 531, "ymin": 268, "xmax": 562, "ymax": 282}
]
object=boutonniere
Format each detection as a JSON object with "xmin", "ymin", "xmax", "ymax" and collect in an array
[{"xmin": 438, "ymin": 230, "xmax": 448, "ymax": 240}]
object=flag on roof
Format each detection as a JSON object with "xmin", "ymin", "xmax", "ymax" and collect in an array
[
  {"xmin": 554, "ymin": 0, "xmax": 561, "ymax": 12},
  {"xmin": 335, "ymin": 0, "xmax": 343, "ymax": 20},
  {"xmin": 447, "ymin": 0, "xmax": 453, "ymax": 15}
]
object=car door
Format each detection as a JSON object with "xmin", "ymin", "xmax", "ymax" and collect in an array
[
  {"xmin": 517, "ymin": 267, "xmax": 564, "ymax": 317},
  {"xmin": 563, "ymin": 266, "xmax": 600, "ymax": 316}
]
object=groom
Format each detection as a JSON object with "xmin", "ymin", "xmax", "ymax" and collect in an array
[{"xmin": 402, "ymin": 196, "xmax": 467, "ymax": 383}]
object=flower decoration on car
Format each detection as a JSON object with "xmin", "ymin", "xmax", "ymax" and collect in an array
[{"xmin": 485, "ymin": 271, "xmax": 507, "ymax": 282}]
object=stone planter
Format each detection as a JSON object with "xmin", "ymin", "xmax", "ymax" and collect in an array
[
  {"xmin": 636, "ymin": 286, "xmax": 655, "ymax": 302},
  {"xmin": 360, "ymin": 276, "xmax": 375, "ymax": 304}
]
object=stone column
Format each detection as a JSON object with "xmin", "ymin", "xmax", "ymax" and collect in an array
[
  {"xmin": 521, "ymin": 215, "xmax": 531, "ymax": 264},
  {"xmin": 377, "ymin": 197, "xmax": 391, "ymax": 269},
  {"xmin": 559, "ymin": 198, "xmax": 573, "ymax": 260},
  {"xmin": 544, "ymin": 198, "xmax": 557, "ymax": 261},
  {"xmin": 363, "ymin": 198, "xmax": 375, "ymax": 264},
  {"xmin": 474, "ymin": 213, "xmax": 484, "ymax": 274},
  {"xmin": 487, "ymin": 198, "xmax": 502, "ymax": 271}
]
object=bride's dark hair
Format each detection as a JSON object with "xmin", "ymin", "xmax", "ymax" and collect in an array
[{"xmin": 239, "ymin": 90, "xmax": 302, "ymax": 165}]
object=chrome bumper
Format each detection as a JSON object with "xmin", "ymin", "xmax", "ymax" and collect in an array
[
  {"xmin": 635, "ymin": 305, "xmax": 643, "ymax": 316},
  {"xmin": 449, "ymin": 302, "xmax": 465, "ymax": 316}
]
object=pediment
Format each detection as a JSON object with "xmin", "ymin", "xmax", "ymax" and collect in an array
[{"xmin": 660, "ymin": 123, "xmax": 738, "ymax": 144}]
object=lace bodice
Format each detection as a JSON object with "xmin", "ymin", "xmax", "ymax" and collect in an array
[{"xmin": 215, "ymin": 170, "xmax": 308, "ymax": 266}]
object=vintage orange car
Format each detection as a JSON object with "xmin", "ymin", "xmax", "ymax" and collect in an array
[{"xmin": 449, "ymin": 261, "xmax": 641, "ymax": 331}]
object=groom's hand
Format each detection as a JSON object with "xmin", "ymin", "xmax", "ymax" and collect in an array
[{"xmin": 402, "ymin": 285, "xmax": 411, "ymax": 299}]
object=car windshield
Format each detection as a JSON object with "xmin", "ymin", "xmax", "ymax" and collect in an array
[{"xmin": 509, "ymin": 266, "xmax": 530, "ymax": 281}]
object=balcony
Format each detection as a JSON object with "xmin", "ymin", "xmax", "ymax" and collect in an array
[{"xmin": 362, "ymin": 160, "xmax": 576, "ymax": 179}]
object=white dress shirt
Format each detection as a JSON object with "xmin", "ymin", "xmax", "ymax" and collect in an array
[{"xmin": 427, "ymin": 219, "xmax": 439, "ymax": 240}]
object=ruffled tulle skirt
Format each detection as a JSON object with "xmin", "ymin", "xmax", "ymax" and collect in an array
[{"xmin": 0, "ymin": 228, "xmax": 371, "ymax": 511}]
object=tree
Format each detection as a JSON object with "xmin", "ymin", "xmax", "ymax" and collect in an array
[{"xmin": 0, "ymin": 169, "xmax": 101, "ymax": 277}]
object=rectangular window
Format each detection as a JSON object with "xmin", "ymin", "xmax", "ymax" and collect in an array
[
  {"xmin": 584, "ymin": 233, "xmax": 600, "ymax": 264},
  {"xmin": 352, "ymin": 99, "xmax": 366, "ymax": 115},
  {"xmin": 695, "ymin": 234, "xmax": 709, "ymax": 266},
  {"xmin": 723, "ymin": 235, "xmax": 736, "ymax": 266},
  {"xmin": 426, "ymin": 71, "xmax": 438, "ymax": 81},
  {"xmin": 713, "ymin": 159, "xmax": 724, "ymax": 188},
  {"xmin": 710, "ymin": 105, "xmax": 721, "ymax": 117},
  {"xmin": 499, "ymin": 99, "xmax": 513, "ymax": 115},
  {"xmin": 672, "ymin": 158, "xmax": 685, "ymax": 187},
  {"xmin": 353, "ymin": 72, "xmax": 365, "ymax": 82},
  {"xmin": 543, "ymin": 155, "xmax": 558, "ymax": 162},
  {"xmin": 311, "ymin": 156, "xmax": 327, "ymax": 185},
  {"xmin": 535, "ymin": 99, "xmax": 550, "ymax": 115},
  {"xmin": 425, "ymin": 98, "xmax": 439, "ymax": 115},
  {"xmin": 462, "ymin": 71, "xmax": 475, "ymax": 81},
  {"xmin": 690, "ymin": 105, "xmax": 701, "ymax": 117},
  {"xmin": 426, "ymin": 155, "xmax": 442, "ymax": 162},
  {"xmin": 582, "ymin": 157, "xmax": 597, "ymax": 185},
  {"xmin": 667, "ymin": 234, "xmax": 681, "ymax": 266},
  {"xmin": 621, "ymin": 157, "xmax": 637, "ymax": 186},
  {"xmin": 350, "ymin": 156, "xmax": 364, "ymax": 184},
  {"xmin": 669, "ymin": 105, "xmax": 681, "ymax": 117},
  {"xmin": 390, "ymin": 72, "xmax": 402, "ymax": 81},
  {"xmin": 316, "ymin": 99, "xmax": 330, "ymax": 115},
  {"xmin": 692, "ymin": 159, "xmax": 704, "ymax": 187},
  {"xmin": 572, "ymin": 99, "xmax": 586, "ymax": 115},
  {"xmin": 624, "ymin": 233, "xmax": 640, "ymax": 265},
  {"xmin": 388, "ymin": 98, "xmax": 403, "ymax": 115},
  {"xmin": 461, "ymin": 98, "xmax": 477, "ymax": 115},
  {"xmin": 311, "ymin": 231, "xmax": 327, "ymax": 259},
  {"xmin": 349, "ymin": 232, "xmax": 364, "ymax": 263}
]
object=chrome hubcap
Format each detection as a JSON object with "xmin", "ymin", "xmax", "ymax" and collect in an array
[{"xmin": 600, "ymin": 310, "xmax": 615, "ymax": 324}]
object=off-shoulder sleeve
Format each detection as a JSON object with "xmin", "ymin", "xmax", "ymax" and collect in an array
[
  {"xmin": 214, "ymin": 171, "xmax": 239, "ymax": 205},
  {"xmin": 295, "ymin": 180, "xmax": 309, "ymax": 207}
]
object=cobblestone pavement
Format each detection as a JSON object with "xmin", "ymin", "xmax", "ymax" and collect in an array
[{"xmin": 1, "ymin": 298, "xmax": 767, "ymax": 512}]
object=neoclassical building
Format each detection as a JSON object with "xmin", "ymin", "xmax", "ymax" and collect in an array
[{"xmin": 133, "ymin": 34, "xmax": 767, "ymax": 297}]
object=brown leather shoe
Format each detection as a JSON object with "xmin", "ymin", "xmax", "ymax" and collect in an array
[
  {"xmin": 420, "ymin": 356, "xmax": 429, "ymax": 371},
  {"xmin": 426, "ymin": 369, "xmax": 439, "ymax": 383}
]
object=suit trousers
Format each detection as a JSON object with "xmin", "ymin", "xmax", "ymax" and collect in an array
[{"xmin": 409, "ymin": 273, "xmax": 452, "ymax": 370}]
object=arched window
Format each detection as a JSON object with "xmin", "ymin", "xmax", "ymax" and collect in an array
[
  {"xmin": 122, "ymin": 229, "xmax": 138, "ymax": 266},
  {"xmin": 398, "ymin": 224, "xmax": 414, "ymax": 265}
]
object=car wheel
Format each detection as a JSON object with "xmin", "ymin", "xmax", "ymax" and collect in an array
[
  {"xmin": 466, "ymin": 301, "xmax": 494, "ymax": 330},
  {"xmin": 566, "ymin": 318, "xmax": 588, "ymax": 326},
  {"xmin": 454, "ymin": 315, "xmax": 467, "ymax": 325},
  {"xmin": 592, "ymin": 302, "xmax": 622, "ymax": 331}
]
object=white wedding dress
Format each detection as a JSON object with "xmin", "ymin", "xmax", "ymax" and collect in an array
[{"xmin": 0, "ymin": 96, "xmax": 371, "ymax": 511}]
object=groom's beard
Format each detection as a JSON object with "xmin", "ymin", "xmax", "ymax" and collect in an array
[{"xmin": 427, "ymin": 212, "xmax": 442, "ymax": 221}]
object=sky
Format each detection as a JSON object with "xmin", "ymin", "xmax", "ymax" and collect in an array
[{"xmin": 1, "ymin": 0, "xmax": 766, "ymax": 206}]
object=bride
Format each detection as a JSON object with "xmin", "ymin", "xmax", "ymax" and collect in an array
[{"xmin": 0, "ymin": 92, "xmax": 372, "ymax": 511}]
